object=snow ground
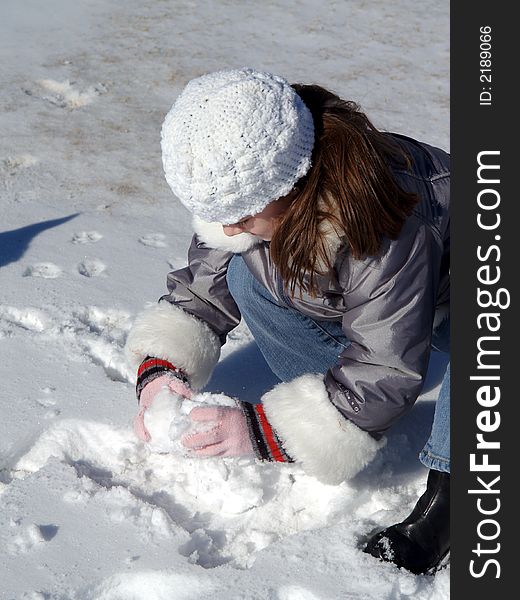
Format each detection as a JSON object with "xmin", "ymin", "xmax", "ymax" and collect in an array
[{"xmin": 0, "ymin": 1, "xmax": 449, "ymax": 598}]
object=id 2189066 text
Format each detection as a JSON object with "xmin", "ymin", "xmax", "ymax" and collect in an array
[{"xmin": 480, "ymin": 26, "xmax": 492, "ymax": 106}]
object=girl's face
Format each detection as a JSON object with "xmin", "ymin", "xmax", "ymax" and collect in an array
[{"xmin": 222, "ymin": 193, "xmax": 295, "ymax": 241}]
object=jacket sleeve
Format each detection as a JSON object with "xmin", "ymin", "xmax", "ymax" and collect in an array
[
  {"xmin": 125, "ymin": 234, "xmax": 241, "ymax": 390},
  {"xmin": 325, "ymin": 221, "xmax": 438, "ymax": 435},
  {"xmin": 161, "ymin": 234, "xmax": 241, "ymax": 344},
  {"xmin": 260, "ymin": 220, "xmax": 441, "ymax": 485}
]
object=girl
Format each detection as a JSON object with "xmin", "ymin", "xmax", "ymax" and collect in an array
[{"xmin": 125, "ymin": 68, "xmax": 450, "ymax": 574}]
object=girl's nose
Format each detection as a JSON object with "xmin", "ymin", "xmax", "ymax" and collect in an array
[{"xmin": 222, "ymin": 224, "xmax": 243, "ymax": 236}]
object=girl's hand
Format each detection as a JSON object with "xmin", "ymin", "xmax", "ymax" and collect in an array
[{"xmin": 181, "ymin": 405, "xmax": 254, "ymax": 457}]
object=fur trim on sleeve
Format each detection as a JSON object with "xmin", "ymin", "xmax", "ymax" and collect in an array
[
  {"xmin": 192, "ymin": 215, "xmax": 263, "ymax": 253},
  {"xmin": 261, "ymin": 373, "xmax": 385, "ymax": 485},
  {"xmin": 124, "ymin": 302, "xmax": 221, "ymax": 390}
]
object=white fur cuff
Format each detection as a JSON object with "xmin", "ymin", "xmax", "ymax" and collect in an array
[
  {"xmin": 261, "ymin": 374, "xmax": 385, "ymax": 485},
  {"xmin": 124, "ymin": 302, "xmax": 221, "ymax": 390}
]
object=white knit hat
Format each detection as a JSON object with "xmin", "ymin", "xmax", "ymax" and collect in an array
[{"xmin": 161, "ymin": 68, "xmax": 315, "ymax": 224}]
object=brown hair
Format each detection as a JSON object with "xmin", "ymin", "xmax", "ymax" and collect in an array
[{"xmin": 269, "ymin": 84, "xmax": 419, "ymax": 297}]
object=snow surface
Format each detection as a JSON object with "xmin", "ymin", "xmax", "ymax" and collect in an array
[{"xmin": 0, "ymin": 0, "xmax": 449, "ymax": 598}]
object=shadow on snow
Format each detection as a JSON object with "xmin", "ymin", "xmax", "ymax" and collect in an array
[{"xmin": 0, "ymin": 213, "xmax": 80, "ymax": 268}]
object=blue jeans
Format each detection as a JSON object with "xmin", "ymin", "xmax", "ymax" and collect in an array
[{"xmin": 227, "ymin": 255, "xmax": 450, "ymax": 473}]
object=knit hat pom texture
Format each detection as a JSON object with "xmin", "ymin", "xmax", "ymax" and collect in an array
[{"xmin": 161, "ymin": 68, "xmax": 315, "ymax": 224}]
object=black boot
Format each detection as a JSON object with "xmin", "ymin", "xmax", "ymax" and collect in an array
[{"xmin": 364, "ymin": 469, "xmax": 450, "ymax": 574}]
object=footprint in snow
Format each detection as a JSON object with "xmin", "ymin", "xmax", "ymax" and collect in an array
[
  {"xmin": 1, "ymin": 154, "xmax": 38, "ymax": 175},
  {"xmin": 78, "ymin": 259, "xmax": 106, "ymax": 277},
  {"xmin": 36, "ymin": 387, "xmax": 60, "ymax": 416},
  {"xmin": 138, "ymin": 233, "xmax": 167, "ymax": 248},
  {"xmin": 71, "ymin": 231, "xmax": 103, "ymax": 244},
  {"xmin": 23, "ymin": 79, "xmax": 106, "ymax": 110},
  {"xmin": 23, "ymin": 263, "xmax": 62, "ymax": 279},
  {"xmin": 0, "ymin": 306, "xmax": 50, "ymax": 333},
  {"xmin": 6, "ymin": 523, "xmax": 59, "ymax": 555}
]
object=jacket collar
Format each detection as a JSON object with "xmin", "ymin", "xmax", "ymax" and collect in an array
[
  {"xmin": 192, "ymin": 212, "xmax": 345, "ymax": 264},
  {"xmin": 192, "ymin": 215, "xmax": 263, "ymax": 253}
]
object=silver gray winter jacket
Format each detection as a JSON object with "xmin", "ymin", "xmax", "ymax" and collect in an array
[{"xmin": 159, "ymin": 133, "xmax": 450, "ymax": 437}]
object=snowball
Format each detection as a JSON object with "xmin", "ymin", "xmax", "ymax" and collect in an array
[
  {"xmin": 143, "ymin": 388, "xmax": 238, "ymax": 455},
  {"xmin": 143, "ymin": 388, "xmax": 189, "ymax": 454}
]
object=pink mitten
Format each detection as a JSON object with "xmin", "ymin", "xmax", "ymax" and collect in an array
[
  {"xmin": 181, "ymin": 405, "xmax": 255, "ymax": 457},
  {"xmin": 134, "ymin": 357, "xmax": 192, "ymax": 442}
]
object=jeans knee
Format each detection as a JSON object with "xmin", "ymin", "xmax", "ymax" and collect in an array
[
  {"xmin": 226, "ymin": 255, "xmax": 253, "ymax": 308},
  {"xmin": 227, "ymin": 255, "xmax": 275, "ymax": 322}
]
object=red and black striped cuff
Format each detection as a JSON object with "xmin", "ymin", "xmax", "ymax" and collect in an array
[
  {"xmin": 136, "ymin": 356, "xmax": 188, "ymax": 401},
  {"xmin": 241, "ymin": 402, "xmax": 293, "ymax": 463}
]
